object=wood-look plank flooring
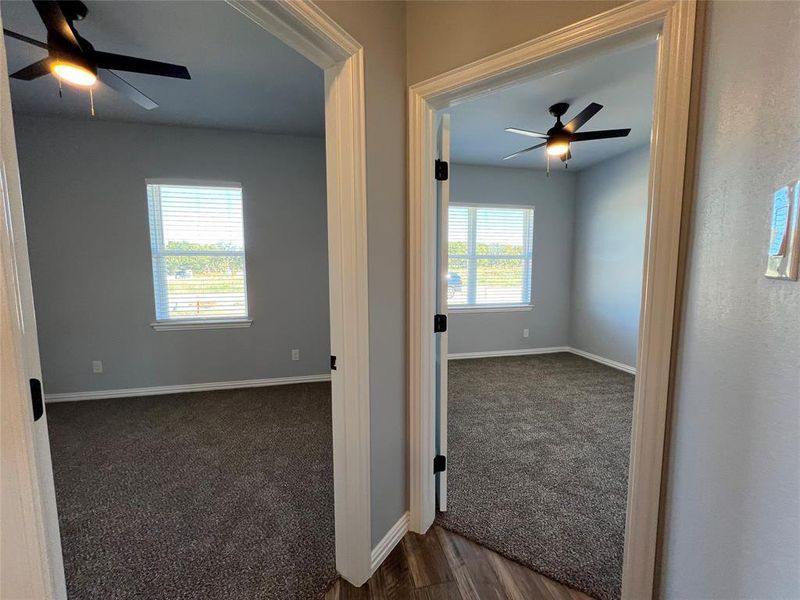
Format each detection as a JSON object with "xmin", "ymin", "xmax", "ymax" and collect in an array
[{"xmin": 325, "ymin": 526, "xmax": 593, "ymax": 600}]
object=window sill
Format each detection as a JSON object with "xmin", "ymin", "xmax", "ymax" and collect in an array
[
  {"xmin": 449, "ymin": 305, "xmax": 533, "ymax": 314},
  {"xmin": 150, "ymin": 318, "xmax": 253, "ymax": 331}
]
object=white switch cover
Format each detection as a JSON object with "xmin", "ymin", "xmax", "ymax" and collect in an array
[
  {"xmin": 523, "ymin": 328, "xmax": 530, "ymax": 338},
  {"xmin": 291, "ymin": 349, "xmax": 300, "ymax": 361},
  {"xmin": 92, "ymin": 360, "xmax": 103, "ymax": 373}
]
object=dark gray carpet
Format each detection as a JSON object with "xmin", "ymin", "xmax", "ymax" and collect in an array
[
  {"xmin": 436, "ymin": 353, "xmax": 634, "ymax": 600},
  {"xmin": 46, "ymin": 383, "xmax": 336, "ymax": 600}
]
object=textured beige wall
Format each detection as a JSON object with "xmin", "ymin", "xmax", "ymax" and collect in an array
[{"xmin": 406, "ymin": 0, "xmax": 628, "ymax": 84}]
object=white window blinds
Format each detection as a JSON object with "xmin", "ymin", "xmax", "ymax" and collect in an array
[
  {"xmin": 147, "ymin": 182, "xmax": 248, "ymax": 321},
  {"xmin": 447, "ymin": 204, "xmax": 534, "ymax": 308}
]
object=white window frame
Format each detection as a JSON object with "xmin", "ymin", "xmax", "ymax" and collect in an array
[
  {"xmin": 447, "ymin": 202, "xmax": 534, "ymax": 313},
  {"xmin": 146, "ymin": 178, "xmax": 252, "ymax": 331}
]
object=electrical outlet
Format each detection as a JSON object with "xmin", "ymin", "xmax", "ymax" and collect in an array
[
  {"xmin": 291, "ymin": 349, "xmax": 300, "ymax": 361},
  {"xmin": 92, "ymin": 360, "xmax": 103, "ymax": 373},
  {"xmin": 523, "ymin": 328, "xmax": 530, "ymax": 338}
]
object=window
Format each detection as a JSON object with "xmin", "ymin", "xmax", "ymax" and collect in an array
[
  {"xmin": 147, "ymin": 181, "xmax": 249, "ymax": 325},
  {"xmin": 448, "ymin": 204, "xmax": 534, "ymax": 309}
]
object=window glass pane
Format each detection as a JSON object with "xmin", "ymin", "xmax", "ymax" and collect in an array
[
  {"xmin": 475, "ymin": 257, "xmax": 526, "ymax": 305},
  {"xmin": 475, "ymin": 207, "xmax": 525, "ymax": 255},
  {"xmin": 147, "ymin": 183, "xmax": 247, "ymax": 321},
  {"xmin": 447, "ymin": 204, "xmax": 533, "ymax": 308},
  {"xmin": 447, "ymin": 258, "xmax": 469, "ymax": 306}
]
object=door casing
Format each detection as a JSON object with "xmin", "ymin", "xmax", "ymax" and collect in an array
[{"xmin": 407, "ymin": 2, "xmax": 698, "ymax": 598}]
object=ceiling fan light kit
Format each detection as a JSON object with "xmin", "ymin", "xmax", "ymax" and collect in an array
[
  {"xmin": 4, "ymin": 0, "xmax": 191, "ymax": 112},
  {"xmin": 504, "ymin": 101, "xmax": 631, "ymax": 174},
  {"xmin": 51, "ymin": 59, "xmax": 96, "ymax": 86}
]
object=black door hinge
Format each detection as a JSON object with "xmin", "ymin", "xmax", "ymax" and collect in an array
[
  {"xmin": 330, "ymin": 355, "xmax": 337, "ymax": 371},
  {"xmin": 434, "ymin": 455, "xmax": 447, "ymax": 473},
  {"xmin": 30, "ymin": 378, "xmax": 43, "ymax": 421},
  {"xmin": 434, "ymin": 313, "xmax": 447, "ymax": 333},
  {"xmin": 435, "ymin": 159, "xmax": 449, "ymax": 181}
]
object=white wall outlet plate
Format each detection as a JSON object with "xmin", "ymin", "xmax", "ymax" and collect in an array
[
  {"xmin": 291, "ymin": 349, "xmax": 300, "ymax": 361},
  {"xmin": 92, "ymin": 360, "xmax": 103, "ymax": 373},
  {"xmin": 523, "ymin": 328, "xmax": 530, "ymax": 338}
]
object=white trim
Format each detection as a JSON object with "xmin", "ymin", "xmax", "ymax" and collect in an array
[
  {"xmin": 150, "ymin": 318, "xmax": 253, "ymax": 331},
  {"xmin": 44, "ymin": 374, "xmax": 331, "ymax": 403},
  {"xmin": 447, "ymin": 346, "xmax": 637, "ymax": 374},
  {"xmin": 408, "ymin": 3, "xmax": 697, "ymax": 599},
  {"xmin": 569, "ymin": 347, "xmax": 637, "ymax": 375},
  {"xmin": 449, "ymin": 305, "xmax": 532, "ymax": 313},
  {"xmin": 448, "ymin": 346, "xmax": 569, "ymax": 360},
  {"xmin": 228, "ymin": 0, "xmax": 372, "ymax": 587},
  {"xmin": 369, "ymin": 512, "xmax": 409, "ymax": 574},
  {"xmin": 144, "ymin": 178, "xmax": 242, "ymax": 189}
]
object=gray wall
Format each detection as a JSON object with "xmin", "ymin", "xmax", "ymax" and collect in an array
[
  {"xmin": 405, "ymin": 0, "xmax": 628, "ymax": 85},
  {"xmin": 661, "ymin": 1, "xmax": 800, "ymax": 597},
  {"xmin": 15, "ymin": 116, "xmax": 330, "ymax": 394},
  {"xmin": 570, "ymin": 146, "xmax": 650, "ymax": 367},
  {"xmin": 448, "ymin": 164, "xmax": 576, "ymax": 354},
  {"xmin": 317, "ymin": 0, "xmax": 408, "ymax": 548}
]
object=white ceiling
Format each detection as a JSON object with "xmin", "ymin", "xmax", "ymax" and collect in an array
[
  {"xmin": 448, "ymin": 40, "xmax": 658, "ymax": 171},
  {"xmin": 2, "ymin": 0, "xmax": 324, "ymax": 136}
]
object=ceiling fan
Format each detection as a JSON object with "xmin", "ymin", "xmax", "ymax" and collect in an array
[
  {"xmin": 503, "ymin": 102, "xmax": 630, "ymax": 165},
  {"xmin": 3, "ymin": 0, "xmax": 191, "ymax": 110}
]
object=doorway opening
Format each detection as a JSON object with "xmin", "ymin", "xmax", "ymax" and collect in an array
[
  {"xmin": 434, "ymin": 38, "xmax": 658, "ymax": 600},
  {"xmin": 409, "ymin": 3, "xmax": 698, "ymax": 599},
  {"xmin": 0, "ymin": 1, "xmax": 372, "ymax": 596}
]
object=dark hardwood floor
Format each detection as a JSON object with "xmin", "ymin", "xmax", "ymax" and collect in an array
[{"xmin": 325, "ymin": 526, "xmax": 593, "ymax": 600}]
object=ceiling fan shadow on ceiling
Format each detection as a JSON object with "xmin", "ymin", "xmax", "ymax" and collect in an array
[
  {"xmin": 503, "ymin": 102, "xmax": 631, "ymax": 174},
  {"xmin": 3, "ymin": 0, "xmax": 191, "ymax": 112}
]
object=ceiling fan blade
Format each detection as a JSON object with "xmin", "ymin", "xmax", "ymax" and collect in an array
[
  {"xmin": 503, "ymin": 142, "xmax": 547, "ymax": 161},
  {"xmin": 10, "ymin": 58, "xmax": 52, "ymax": 80},
  {"xmin": 3, "ymin": 28, "xmax": 48, "ymax": 50},
  {"xmin": 32, "ymin": 0, "xmax": 82, "ymax": 53},
  {"xmin": 505, "ymin": 127, "xmax": 548, "ymax": 139},
  {"xmin": 569, "ymin": 128, "xmax": 631, "ymax": 142},
  {"xmin": 98, "ymin": 69, "xmax": 158, "ymax": 110},
  {"xmin": 93, "ymin": 51, "xmax": 190, "ymax": 79},
  {"xmin": 563, "ymin": 102, "xmax": 603, "ymax": 133}
]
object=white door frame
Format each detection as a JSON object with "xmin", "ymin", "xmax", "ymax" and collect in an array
[
  {"xmin": 0, "ymin": 0, "xmax": 373, "ymax": 594},
  {"xmin": 408, "ymin": 2, "xmax": 697, "ymax": 598}
]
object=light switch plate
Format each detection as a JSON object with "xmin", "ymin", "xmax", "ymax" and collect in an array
[{"xmin": 765, "ymin": 180, "xmax": 800, "ymax": 280}]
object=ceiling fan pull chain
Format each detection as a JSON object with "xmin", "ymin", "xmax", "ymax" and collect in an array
[
  {"xmin": 89, "ymin": 88, "xmax": 95, "ymax": 117},
  {"xmin": 58, "ymin": 76, "xmax": 62, "ymax": 99}
]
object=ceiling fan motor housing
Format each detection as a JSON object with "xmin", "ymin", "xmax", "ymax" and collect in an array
[{"xmin": 548, "ymin": 102, "xmax": 570, "ymax": 119}]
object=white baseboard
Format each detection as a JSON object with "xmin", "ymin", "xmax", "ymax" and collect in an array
[
  {"xmin": 45, "ymin": 374, "xmax": 332, "ymax": 403},
  {"xmin": 448, "ymin": 346, "xmax": 636, "ymax": 374},
  {"xmin": 448, "ymin": 346, "xmax": 570, "ymax": 360},
  {"xmin": 568, "ymin": 347, "xmax": 636, "ymax": 374},
  {"xmin": 370, "ymin": 511, "xmax": 409, "ymax": 574}
]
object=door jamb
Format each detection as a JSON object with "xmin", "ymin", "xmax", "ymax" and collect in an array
[
  {"xmin": 0, "ymin": 0, "xmax": 373, "ymax": 592},
  {"xmin": 407, "ymin": 2, "xmax": 697, "ymax": 598}
]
